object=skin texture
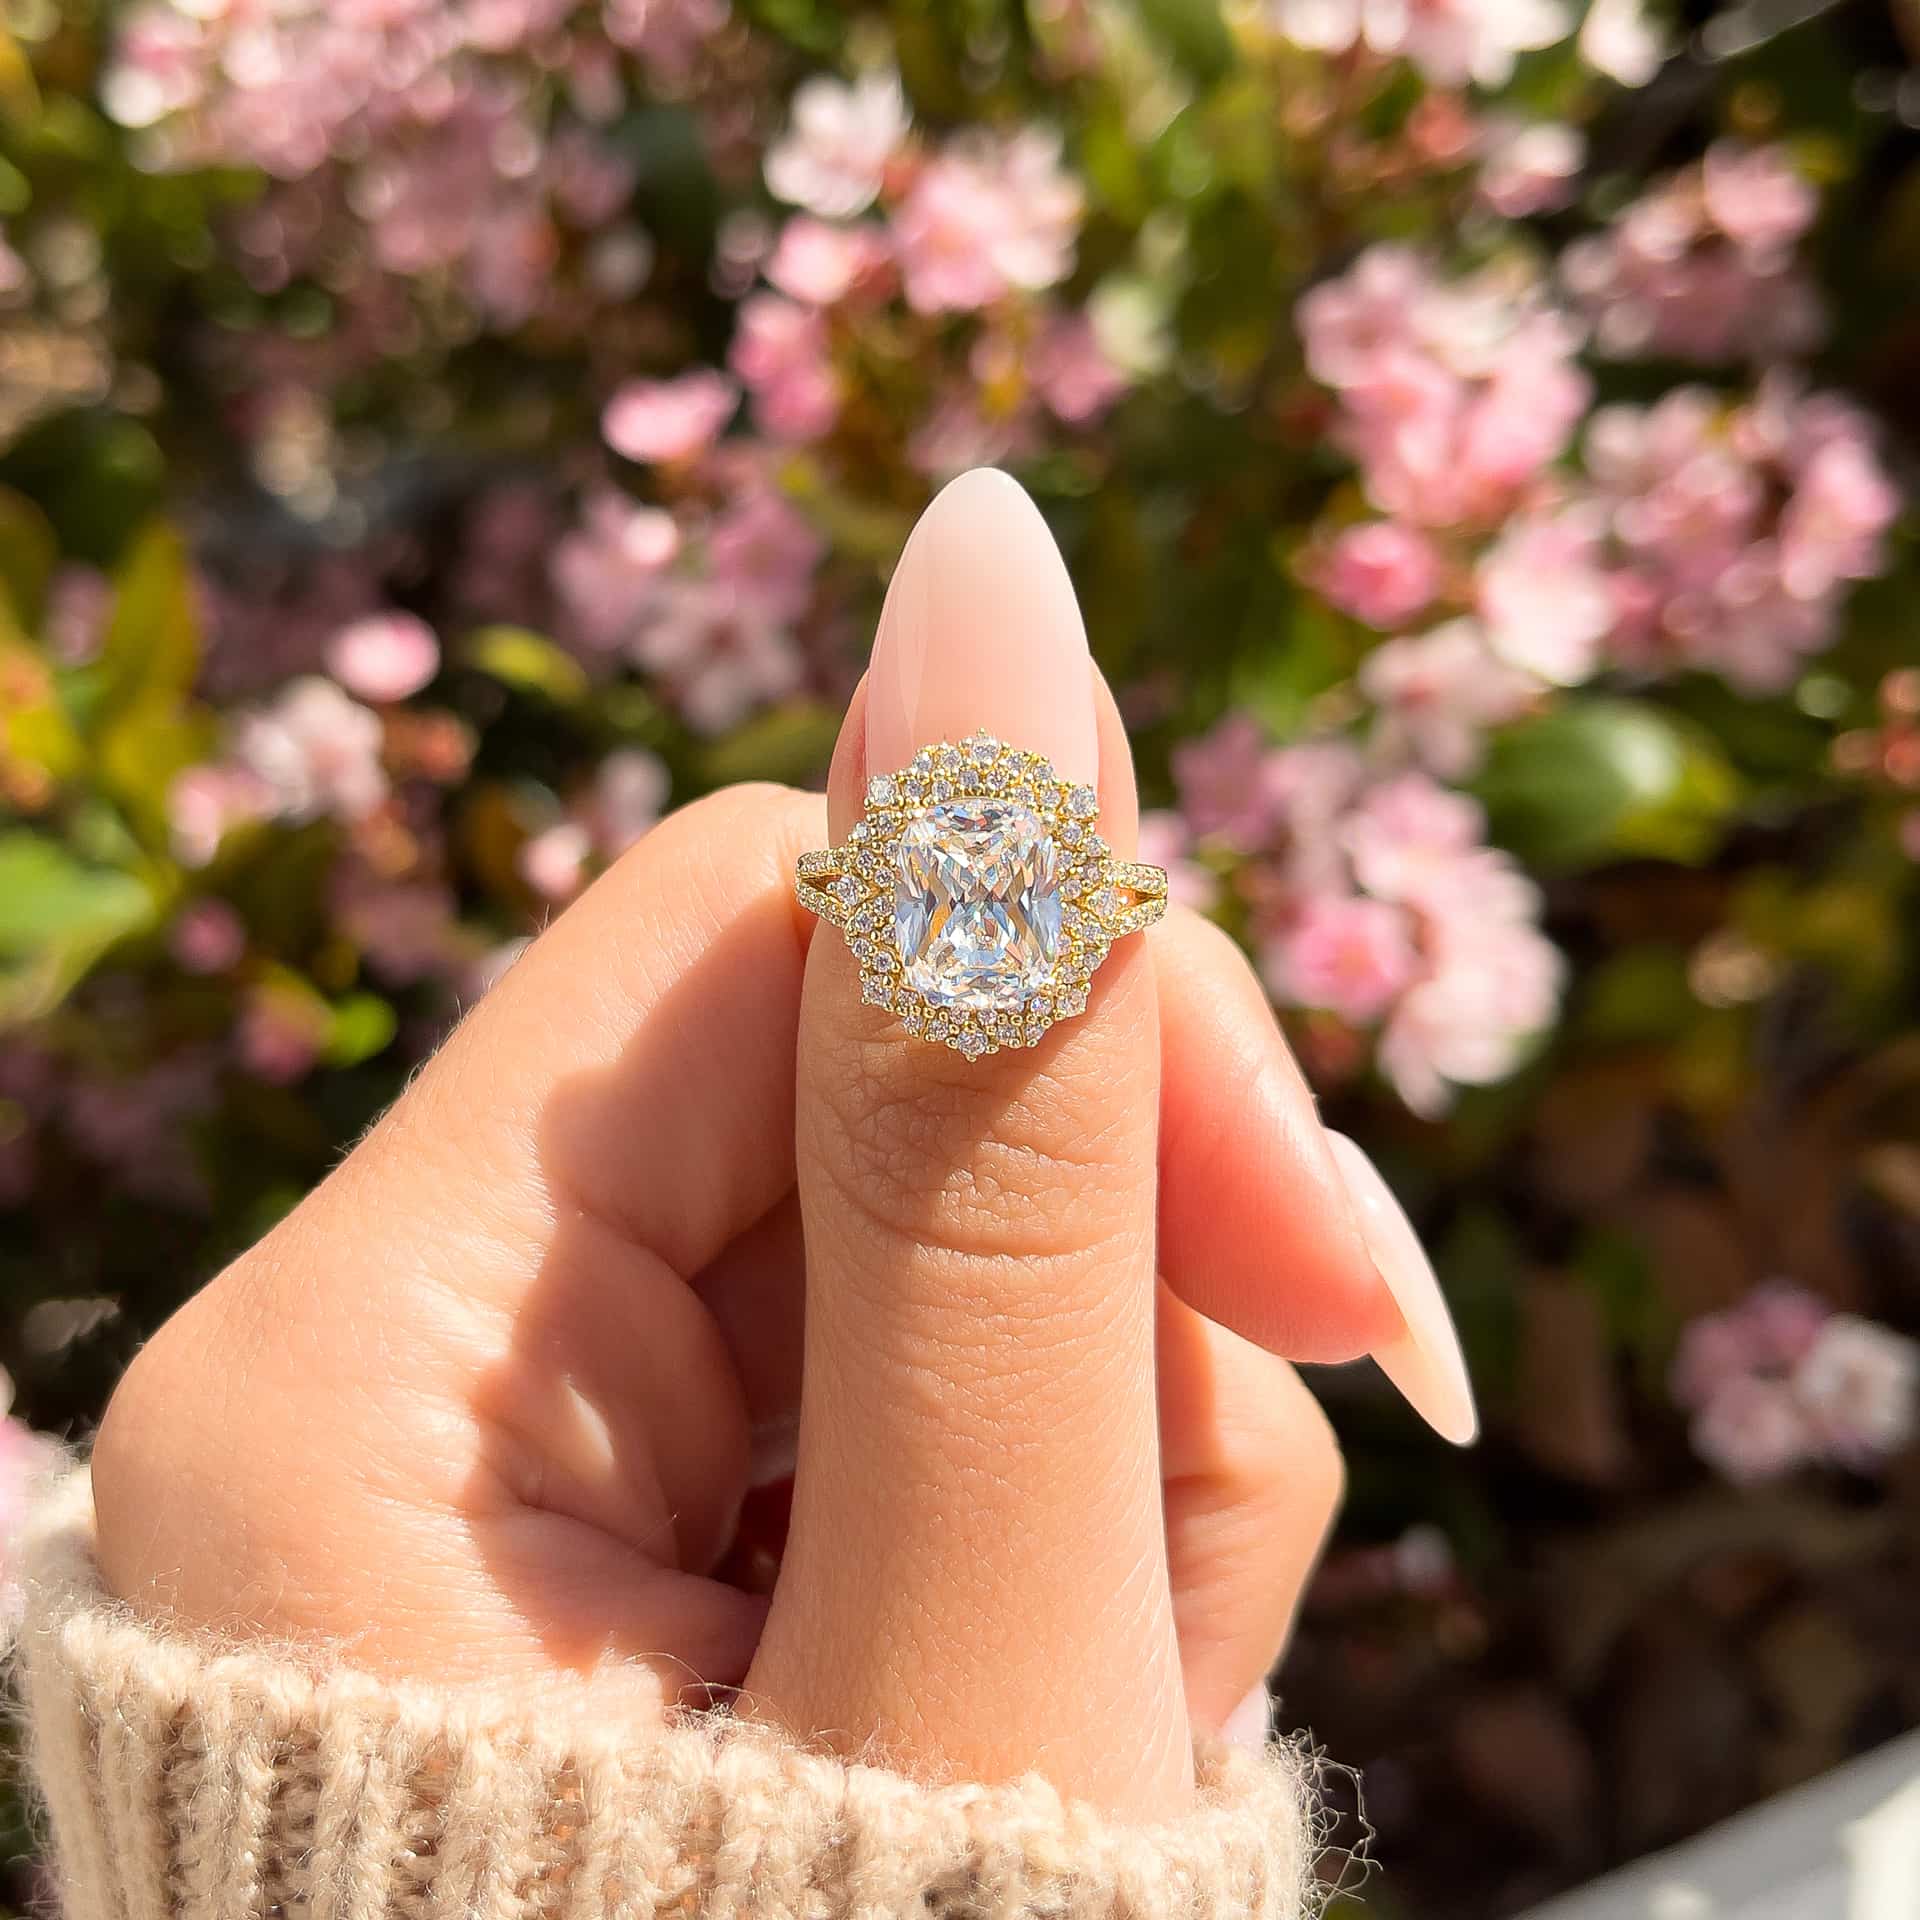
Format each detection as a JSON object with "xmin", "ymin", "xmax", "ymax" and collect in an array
[{"xmin": 91, "ymin": 472, "xmax": 1407, "ymax": 1821}]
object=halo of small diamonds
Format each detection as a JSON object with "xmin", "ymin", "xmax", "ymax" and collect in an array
[{"xmin": 795, "ymin": 731, "xmax": 1168, "ymax": 1058}]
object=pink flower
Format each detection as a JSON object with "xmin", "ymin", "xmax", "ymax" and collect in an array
[
  {"xmin": 1265, "ymin": 894, "xmax": 1420, "ymax": 1023},
  {"xmin": 1671, "ymin": 1308, "xmax": 1766, "ymax": 1413},
  {"xmin": 764, "ymin": 71, "xmax": 908, "ymax": 218},
  {"xmin": 893, "ymin": 129, "xmax": 1082, "ymax": 313},
  {"xmin": 1777, "ymin": 435, "xmax": 1901, "ymax": 600},
  {"xmin": 552, "ymin": 492, "xmax": 681, "ymax": 653},
  {"xmin": 520, "ymin": 821, "xmax": 591, "ymax": 903},
  {"xmin": 325, "ymin": 611, "xmax": 439, "ymax": 704},
  {"xmin": 729, "ymin": 293, "xmax": 840, "ymax": 442},
  {"xmin": 169, "ymin": 899, "xmax": 246, "ymax": 975},
  {"xmin": 1476, "ymin": 512, "xmax": 1614, "ymax": 684},
  {"xmin": 1272, "ymin": 0, "xmax": 1571, "ymax": 86},
  {"xmin": 589, "ymin": 748, "xmax": 670, "ymax": 856},
  {"xmin": 45, "ymin": 566, "xmax": 112, "ymax": 667},
  {"xmin": 1172, "ymin": 714, "xmax": 1286, "ymax": 850},
  {"xmin": 1030, "ymin": 312, "xmax": 1129, "ymax": 425},
  {"xmin": 334, "ymin": 873, "xmax": 463, "ymax": 985},
  {"xmin": 602, "ymin": 370, "xmax": 738, "ymax": 464},
  {"xmin": 634, "ymin": 579, "xmax": 804, "ymax": 734},
  {"xmin": 238, "ymin": 983, "xmax": 329, "ymax": 1086},
  {"xmin": 1701, "ymin": 142, "xmax": 1817, "ymax": 257},
  {"xmin": 234, "ymin": 677, "xmax": 388, "ymax": 825},
  {"xmin": 764, "ymin": 217, "xmax": 888, "ymax": 305},
  {"xmin": 1794, "ymin": 1316, "xmax": 1919, "ymax": 1468},
  {"xmin": 1576, "ymin": 0, "xmax": 1664, "ymax": 84},
  {"xmin": 1297, "ymin": 246, "xmax": 1426, "ymax": 389},
  {"xmin": 1318, "ymin": 522, "xmax": 1443, "ymax": 629},
  {"xmin": 1341, "ymin": 771, "xmax": 1485, "ymax": 905},
  {"xmin": 1690, "ymin": 1375, "xmax": 1816, "ymax": 1485},
  {"xmin": 168, "ymin": 764, "xmax": 273, "ymax": 868},
  {"xmin": 1477, "ymin": 119, "xmax": 1584, "ymax": 218},
  {"xmin": 1361, "ymin": 619, "xmax": 1536, "ymax": 776},
  {"xmin": 705, "ymin": 485, "xmax": 823, "ymax": 627}
]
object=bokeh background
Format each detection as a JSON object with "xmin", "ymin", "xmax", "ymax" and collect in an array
[{"xmin": 1, "ymin": 0, "xmax": 1918, "ymax": 1912}]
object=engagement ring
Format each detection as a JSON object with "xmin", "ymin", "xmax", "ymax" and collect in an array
[{"xmin": 796, "ymin": 731, "xmax": 1168, "ymax": 1057}]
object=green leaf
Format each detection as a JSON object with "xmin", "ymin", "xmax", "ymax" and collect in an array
[
  {"xmin": 96, "ymin": 522, "xmax": 200, "ymax": 718},
  {"xmin": 465, "ymin": 625, "xmax": 590, "ymax": 705},
  {"xmin": 0, "ymin": 487, "xmax": 56, "ymax": 630},
  {"xmin": 325, "ymin": 992, "xmax": 399, "ymax": 1069},
  {"xmin": 1128, "ymin": 0, "xmax": 1236, "ymax": 83},
  {"xmin": 0, "ymin": 832, "xmax": 155, "ymax": 959},
  {"xmin": 0, "ymin": 831, "xmax": 157, "ymax": 1023},
  {"xmin": 1476, "ymin": 699, "xmax": 1739, "ymax": 870},
  {"xmin": 695, "ymin": 699, "xmax": 840, "ymax": 788}
]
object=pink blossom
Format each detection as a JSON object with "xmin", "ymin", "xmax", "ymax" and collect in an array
[
  {"xmin": 1138, "ymin": 810, "xmax": 1219, "ymax": 914},
  {"xmin": 1671, "ymin": 1308, "xmax": 1767, "ymax": 1413},
  {"xmin": 1297, "ymin": 246, "xmax": 1427, "ymax": 390},
  {"xmin": 589, "ymin": 748, "xmax": 670, "ymax": 856},
  {"xmin": 1777, "ymin": 435, "xmax": 1901, "ymax": 599},
  {"xmin": 238, "ymin": 984, "xmax": 329, "ymax": 1086},
  {"xmin": 1341, "ymin": 771, "xmax": 1485, "ymax": 906},
  {"xmin": 729, "ymin": 294, "xmax": 840, "ymax": 442},
  {"xmin": 602, "ymin": 0, "xmax": 728, "ymax": 84},
  {"xmin": 1317, "ymin": 522, "xmax": 1443, "ymax": 629},
  {"xmin": 552, "ymin": 491, "xmax": 680, "ymax": 653},
  {"xmin": 633, "ymin": 579, "xmax": 805, "ymax": 734},
  {"xmin": 1272, "ymin": 0, "xmax": 1571, "ymax": 86},
  {"xmin": 1476, "ymin": 512, "xmax": 1614, "ymax": 684},
  {"xmin": 234, "ymin": 677, "xmax": 389, "ymax": 825},
  {"xmin": 1690, "ymin": 1375, "xmax": 1816, "ymax": 1485},
  {"xmin": 334, "ymin": 873, "xmax": 463, "ymax": 984},
  {"xmin": 764, "ymin": 71, "xmax": 908, "ymax": 218},
  {"xmin": 1361, "ymin": 619, "xmax": 1536, "ymax": 776},
  {"xmin": 63, "ymin": 1053, "xmax": 215, "ymax": 1207},
  {"xmin": 1477, "ymin": 120, "xmax": 1584, "ymax": 218},
  {"xmin": 1577, "ymin": 0, "xmax": 1664, "ymax": 83},
  {"xmin": 520, "ymin": 821, "xmax": 591, "ymax": 902},
  {"xmin": 705, "ymin": 485, "xmax": 823, "ymax": 628},
  {"xmin": 602, "ymin": 370, "xmax": 738, "ymax": 464},
  {"xmin": 325, "ymin": 611, "xmax": 440, "ymax": 703},
  {"xmin": 893, "ymin": 129, "xmax": 1082, "ymax": 314},
  {"xmin": 1264, "ymin": 894, "xmax": 1421, "ymax": 1024},
  {"xmin": 169, "ymin": 900, "xmax": 247, "ymax": 976},
  {"xmin": 1172, "ymin": 714, "xmax": 1287, "ymax": 850},
  {"xmin": 168, "ymin": 764, "xmax": 274, "ymax": 868},
  {"xmin": 764, "ymin": 217, "xmax": 888, "ymax": 305},
  {"xmin": 1030, "ymin": 313, "xmax": 1129, "ymax": 425},
  {"xmin": 1793, "ymin": 1315, "xmax": 1918, "ymax": 1468},
  {"xmin": 45, "ymin": 566, "xmax": 112, "ymax": 667},
  {"xmin": 1701, "ymin": 142, "xmax": 1817, "ymax": 256}
]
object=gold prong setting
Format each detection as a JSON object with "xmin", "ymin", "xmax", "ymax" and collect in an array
[{"xmin": 795, "ymin": 731, "xmax": 1168, "ymax": 1057}]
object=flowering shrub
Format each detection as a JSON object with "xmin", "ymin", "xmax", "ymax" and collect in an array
[{"xmin": 1, "ymin": 0, "xmax": 1918, "ymax": 1907}]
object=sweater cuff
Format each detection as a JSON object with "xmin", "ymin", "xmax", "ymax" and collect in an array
[{"xmin": 14, "ymin": 1468, "xmax": 1326, "ymax": 1920}]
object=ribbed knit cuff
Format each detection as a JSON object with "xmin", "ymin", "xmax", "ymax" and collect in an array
[{"xmin": 14, "ymin": 1468, "xmax": 1326, "ymax": 1920}]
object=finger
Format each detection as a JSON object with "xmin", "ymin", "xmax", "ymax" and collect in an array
[
  {"xmin": 1157, "ymin": 1286, "xmax": 1344, "ymax": 1734},
  {"xmin": 746, "ymin": 469, "xmax": 1193, "ymax": 1816},
  {"xmin": 1153, "ymin": 904, "xmax": 1402, "ymax": 1363},
  {"xmin": 97, "ymin": 784, "xmax": 827, "ymax": 1685}
]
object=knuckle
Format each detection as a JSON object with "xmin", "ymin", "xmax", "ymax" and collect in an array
[{"xmin": 804, "ymin": 959, "xmax": 1156, "ymax": 1268}]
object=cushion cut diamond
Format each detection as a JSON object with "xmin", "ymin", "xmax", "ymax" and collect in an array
[{"xmin": 893, "ymin": 799, "xmax": 1064, "ymax": 1010}]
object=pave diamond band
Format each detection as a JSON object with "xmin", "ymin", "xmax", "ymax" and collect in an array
[{"xmin": 796, "ymin": 732, "xmax": 1168, "ymax": 1057}]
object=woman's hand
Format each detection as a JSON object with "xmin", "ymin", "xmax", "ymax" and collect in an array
[{"xmin": 90, "ymin": 470, "xmax": 1471, "ymax": 1820}]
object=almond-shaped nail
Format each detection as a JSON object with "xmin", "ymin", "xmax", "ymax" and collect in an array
[
  {"xmin": 1326, "ymin": 1132, "xmax": 1478, "ymax": 1446},
  {"xmin": 866, "ymin": 467, "xmax": 1099, "ymax": 784},
  {"xmin": 1221, "ymin": 1682, "xmax": 1275, "ymax": 1754}
]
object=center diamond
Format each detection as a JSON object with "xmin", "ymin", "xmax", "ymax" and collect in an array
[{"xmin": 893, "ymin": 799, "xmax": 1065, "ymax": 1010}]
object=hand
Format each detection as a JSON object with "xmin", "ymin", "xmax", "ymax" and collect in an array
[{"xmin": 91, "ymin": 470, "xmax": 1472, "ymax": 1819}]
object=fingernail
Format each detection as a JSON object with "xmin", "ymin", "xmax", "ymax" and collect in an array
[
  {"xmin": 1221, "ymin": 1683, "xmax": 1274, "ymax": 1753},
  {"xmin": 1325, "ymin": 1132, "xmax": 1478, "ymax": 1446},
  {"xmin": 866, "ymin": 468, "xmax": 1099, "ymax": 784}
]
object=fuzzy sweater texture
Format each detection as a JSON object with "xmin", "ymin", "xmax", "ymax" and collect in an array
[{"xmin": 11, "ymin": 1468, "xmax": 1325, "ymax": 1919}]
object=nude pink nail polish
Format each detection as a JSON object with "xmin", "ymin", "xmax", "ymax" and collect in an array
[
  {"xmin": 865, "ymin": 468, "xmax": 1099, "ymax": 784},
  {"xmin": 1326, "ymin": 1132, "xmax": 1479, "ymax": 1446}
]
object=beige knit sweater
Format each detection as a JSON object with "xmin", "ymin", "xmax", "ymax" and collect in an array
[{"xmin": 11, "ymin": 1468, "xmax": 1326, "ymax": 1919}]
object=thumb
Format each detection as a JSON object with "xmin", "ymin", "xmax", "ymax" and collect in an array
[{"xmin": 744, "ymin": 470, "xmax": 1192, "ymax": 1816}]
